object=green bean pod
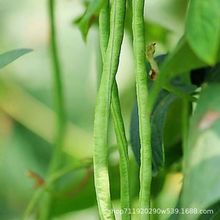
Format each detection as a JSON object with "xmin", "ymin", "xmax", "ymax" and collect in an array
[
  {"xmin": 132, "ymin": 0, "xmax": 152, "ymax": 219},
  {"xmin": 93, "ymin": 0, "xmax": 126, "ymax": 219},
  {"xmin": 99, "ymin": 2, "xmax": 130, "ymax": 220},
  {"xmin": 111, "ymin": 85, "xmax": 130, "ymax": 220}
]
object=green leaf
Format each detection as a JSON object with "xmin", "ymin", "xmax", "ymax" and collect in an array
[
  {"xmin": 151, "ymin": 90, "xmax": 176, "ymax": 173},
  {"xmin": 160, "ymin": 37, "xmax": 206, "ymax": 79},
  {"xmin": 130, "ymin": 54, "xmax": 197, "ymax": 175},
  {"xmin": 130, "ymin": 88, "xmax": 180, "ymax": 175},
  {"xmin": 186, "ymin": 0, "xmax": 220, "ymax": 64},
  {"xmin": 75, "ymin": 0, "xmax": 105, "ymax": 41},
  {"xmin": 181, "ymin": 84, "xmax": 220, "ymax": 219},
  {"xmin": 0, "ymin": 49, "xmax": 32, "ymax": 70}
]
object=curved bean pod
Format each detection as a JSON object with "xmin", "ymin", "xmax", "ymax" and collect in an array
[
  {"xmin": 93, "ymin": 0, "xmax": 126, "ymax": 219},
  {"xmin": 99, "ymin": 2, "xmax": 130, "ymax": 220}
]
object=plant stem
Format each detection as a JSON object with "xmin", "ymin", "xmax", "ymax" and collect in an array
[
  {"xmin": 48, "ymin": 1, "xmax": 65, "ymax": 174},
  {"xmin": 93, "ymin": 0, "xmax": 126, "ymax": 219},
  {"xmin": 47, "ymin": 159, "xmax": 92, "ymax": 184},
  {"xmin": 99, "ymin": 2, "xmax": 130, "ymax": 220},
  {"xmin": 22, "ymin": 160, "xmax": 92, "ymax": 220},
  {"xmin": 22, "ymin": 188, "xmax": 44, "ymax": 220},
  {"xmin": 132, "ymin": 0, "xmax": 152, "ymax": 219},
  {"xmin": 39, "ymin": 0, "xmax": 66, "ymax": 219}
]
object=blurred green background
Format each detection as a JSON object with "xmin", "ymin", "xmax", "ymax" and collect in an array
[{"xmin": 0, "ymin": 0, "xmax": 188, "ymax": 219}]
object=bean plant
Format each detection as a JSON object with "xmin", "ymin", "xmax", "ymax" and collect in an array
[{"xmin": 1, "ymin": 0, "xmax": 220, "ymax": 220}]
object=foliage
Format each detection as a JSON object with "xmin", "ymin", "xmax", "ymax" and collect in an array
[
  {"xmin": 0, "ymin": 0, "xmax": 220, "ymax": 219},
  {"xmin": 0, "ymin": 49, "xmax": 32, "ymax": 70}
]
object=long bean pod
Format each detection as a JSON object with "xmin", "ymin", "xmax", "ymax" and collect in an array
[
  {"xmin": 132, "ymin": 0, "xmax": 152, "ymax": 219},
  {"xmin": 99, "ymin": 3, "xmax": 130, "ymax": 219},
  {"xmin": 93, "ymin": 0, "xmax": 126, "ymax": 219}
]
